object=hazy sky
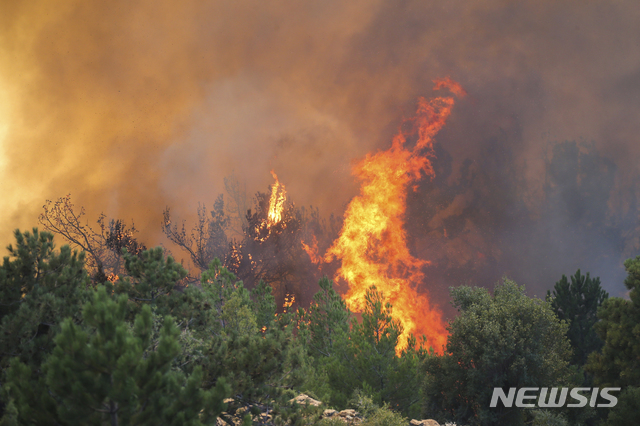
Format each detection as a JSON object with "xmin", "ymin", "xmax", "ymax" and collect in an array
[{"xmin": 2, "ymin": 1, "xmax": 639, "ymax": 305}]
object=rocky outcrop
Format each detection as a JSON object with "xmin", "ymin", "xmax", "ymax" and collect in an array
[
  {"xmin": 410, "ymin": 420, "xmax": 441, "ymax": 426},
  {"xmin": 319, "ymin": 407, "xmax": 362, "ymax": 424},
  {"xmin": 219, "ymin": 394, "xmax": 458, "ymax": 426},
  {"xmin": 289, "ymin": 393, "xmax": 323, "ymax": 407}
]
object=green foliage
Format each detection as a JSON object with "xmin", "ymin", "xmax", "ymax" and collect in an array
[
  {"xmin": 348, "ymin": 392, "xmax": 407, "ymax": 426},
  {"xmin": 111, "ymin": 247, "xmax": 225, "ymax": 356},
  {"xmin": 547, "ymin": 270, "xmax": 608, "ymax": 366},
  {"xmin": 422, "ymin": 278, "xmax": 573, "ymax": 426},
  {"xmin": 530, "ymin": 409, "xmax": 568, "ymax": 426},
  {"xmin": 349, "ymin": 390, "xmax": 380, "ymax": 419},
  {"xmin": 252, "ymin": 279, "xmax": 277, "ymax": 329},
  {"xmin": 0, "ymin": 396, "xmax": 18, "ymax": 426},
  {"xmin": 8, "ymin": 222, "xmax": 636, "ymax": 426},
  {"xmin": 0, "ymin": 229, "xmax": 92, "ymax": 424},
  {"xmin": 585, "ymin": 256, "xmax": 640, "ymax": 423},
  {"xmin": 298, "ymin": 276, "xmax": 350, "ymax": 359},
  {"xmin": 297, "ymin": 277, "xmax": 351, "ymax": 404},
  {"xmin": 113, "ymin": 246, "xmax": 188, "ymax": 314},
  {"xmin": 319, "ymin": 286, "xmax": 424, "ymax": 417},
  {"xmin": 586, "ymin": 256, "xmax": 640, "ymax": 388},
  {"xmin": 315, "ymin": 417, "xmax": 347, "ymax": 426},
  {"xmin": 0, "ymin": 229, "xmax": 91, "ymax": 368},
  {"xmin": 360, "ymin": 407, "xmax": 407, "ymax": 426},
  {"xmin": 4, "ymin": 286, "xmax": 228, "ymax": 425},
  {"xmin": 199, "ymin": 260, "xmax": 307, "ymax": 424},
  {"xmin": 601, "ymin": 386, "xmax": 640, "ymax": 425}
]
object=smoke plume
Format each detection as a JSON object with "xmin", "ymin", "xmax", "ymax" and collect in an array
[{"xmin": 2, "ymin": 1, "xmax": 640, "ymax": 317}]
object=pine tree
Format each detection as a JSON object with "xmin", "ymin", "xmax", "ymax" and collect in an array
[
  {"xmin": 0, "ymin": 229, "xmax": 91, "ymax": 424},
  {"xmin": 546, "ymin": 269, "xmax": 608, "ymax": 366},
  {"xmin": 324, "ymin": 286, "xmax": 424, "ymax": 417},
  {"xmin": 585, "ymin": 256, "xmax": 640, "ymax": 424},
  {"xmin": 298, "ymin": 276, "xmax": 350, "ymax": 359},
  {"xmin": 6, "ymin": 286, "xmax": 228, "ymax": 425},
  {"xmin": 0, "ymin": 229, "xmax": 91, "ymax": 367},
  {"xmin": 198, "ymin": 260, "xmax": 307, "ymax": 424}
]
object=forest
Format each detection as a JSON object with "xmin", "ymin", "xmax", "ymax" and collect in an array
[
  {"xmin": 1, "ymin": 184, "xmax": 639, "ymax": 426},
  {"xmin": 3, "ymin": 1, "xmax": 640, "ymax": 425}
]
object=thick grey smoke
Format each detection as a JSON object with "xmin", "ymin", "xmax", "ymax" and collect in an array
[{"xmin": 1, "ymin": 1, "xmax": 639, "ymax": 315}]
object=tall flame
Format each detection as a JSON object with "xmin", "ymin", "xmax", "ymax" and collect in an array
[
  {"xmin": 325, "ymin": 78, "xmax": 465, "ymax": 353},
  {"xmin": 253, "ymin": 170, "xmax": 288, "ymax": 242},
  {"xmin": 267, "ymin": 170, "xmax": 286, "ymax": 227}
]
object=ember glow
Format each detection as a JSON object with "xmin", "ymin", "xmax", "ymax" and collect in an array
[{"xmin": 325, "ymin": 79, "xmax": 466, "ymax": 353}]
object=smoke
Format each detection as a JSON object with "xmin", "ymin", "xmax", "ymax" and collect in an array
[{"xmin": 1, "ymin": 1, "xmax": 639, "ymax": 314}]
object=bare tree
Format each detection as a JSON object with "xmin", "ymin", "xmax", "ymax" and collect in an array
[
  {"xmin": 223, "ymin": 173, "xmax": 250, "ymax": 239},
  {"xmin": 162, "ymin": 195, "xmax": 229, "ymax": 271},
  {"xmin": 39, "ymin": 194, "xmax": 145, "ymax": 282}
]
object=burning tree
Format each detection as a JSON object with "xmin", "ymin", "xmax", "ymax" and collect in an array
[
  {"xmin": 162, "ymin": 172, "xmax": 340, "ymax": 309},
  {"xmin": 324, "ymin": 78, "xmax": 465, "ymax": 352}
]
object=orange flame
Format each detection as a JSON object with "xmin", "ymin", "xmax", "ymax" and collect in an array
[
  {"xmin": 254, "ymin": 170, "xmax": 288, "ymax": 242},
  {"xmin": 302, "ymin": 235, "xmax": 322, "ymax": 265},
  {"xmin": 267, "ymin": 170, "xmax": 286, "ymax": 227},
  {"xmin": 325, "ymin": 78, "xmax": 465, "ymax": 353},
  {"xmin": 283, "ymin": 293, "xmax": 296, "ymax": 313}
]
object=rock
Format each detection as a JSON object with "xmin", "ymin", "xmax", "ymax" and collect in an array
[
  {"xmin": 339, "ymin": 409, "xmax": 358, "ymax": 417},
  {"xmin": 290, "ymin": 393, "xmax": 322, "ymax": 407},
  {"xmin": 323, "ymin": 409, "xmax": 338, "ymax": 417},
  {"xmin": 410, "ymin": 420, "xmax": 440, "ymax": 426},
  {"xmin": 260, "ymin": 413, "xmax": 272, "ymax": 422}
]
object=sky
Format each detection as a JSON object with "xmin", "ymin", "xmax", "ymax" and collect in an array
[{"xmin": 1, "ymin": 0, "xmax": 639, "ymax": 312}]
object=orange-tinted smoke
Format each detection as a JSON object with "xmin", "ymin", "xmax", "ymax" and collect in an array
[{"xmin": 325, "ymin": 79, "xmax": 464, "ymax": 353}]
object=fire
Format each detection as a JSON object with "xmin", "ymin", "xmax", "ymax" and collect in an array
[
  {"xmin": 253, "ymin": 170, "xmax": 288, "ymax": 242},
  {"xmin": 283, "ymin": 293, "xmax": 296, "ymax": 313},
  {"xmin": 301, "ymin": 235, "xmax": 322, "ymax": 265},
  {"xmin": 267, "ymin": 170, "xmax": 286, "ymax": 227},
  {"xmin": 325, "ymin": 78, "xmax": 465, "ymax": 353}
]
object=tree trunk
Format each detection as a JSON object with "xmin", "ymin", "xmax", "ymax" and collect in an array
[{"xmin": 110, "ymin": 400, "xmax": 119, "ymax": 426}]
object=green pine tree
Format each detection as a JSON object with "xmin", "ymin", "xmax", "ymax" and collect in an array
[
  {"xmin": 298, "ymin": 276, "xmax": 350, "ymax": 359},
  {"xmin": 0, "ymin": 229, "xmax": 92, "ymax": 424},
  {"xmin": 199, "ymin": 260, "xmax": 307, "ymax": 424},
  {"xmin": 546, "ymin": 270, "xmax": 608, "ymax": 366},
  {"xmin": 585, "ymin": 256, "xmax": 640, "ymax": 424},
  {"xmin": 112, "ymin": 247, "xmax": 218, "ymax": 371},
  {"xmin": 6, "ymin": 286, "xmax": 228, "ymax": 425},
  {"xmin": 296, "ymin": 277, "xmax": 350, "ymax": 406},
  {"xmin": 326, "ymin": 286, "xmax": 424, "ymax": 417},
  {"xmin": 0, "ymin": 229, "xmax": 91, "ymax": 368}
]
